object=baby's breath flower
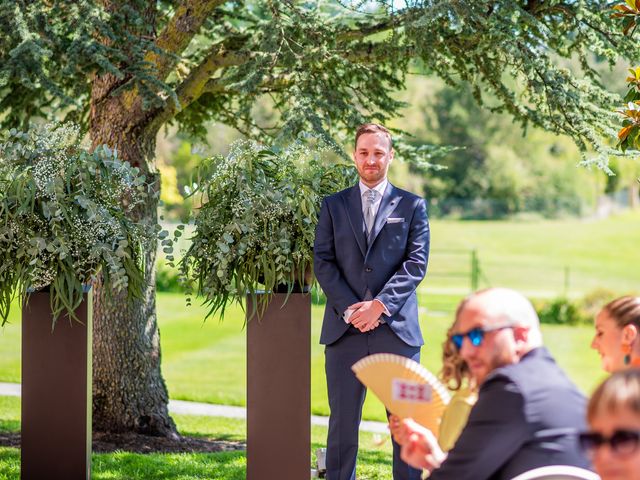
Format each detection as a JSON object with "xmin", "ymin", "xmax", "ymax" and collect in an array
[{"xmin": 0, "ymin": 122, "xmax": 152, "ymax": 323}]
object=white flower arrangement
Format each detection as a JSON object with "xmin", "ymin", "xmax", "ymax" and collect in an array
[
  {"xmin": 179, "ymin": 138, "xmax": 357, "ymax": 319},
  {"xmin": 0, "ymin": 123, "xmax": 152, "ymax": 323}
]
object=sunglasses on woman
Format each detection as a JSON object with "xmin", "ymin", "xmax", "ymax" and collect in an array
[
  {"xmin": 451, "ymin": 324, "xmax": 514, "ymax": 351},
  {"xmin": 579, "ymin": 429, "xmax": 640, "ymax": 456}
]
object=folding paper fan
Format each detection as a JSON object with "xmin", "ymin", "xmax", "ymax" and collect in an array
[{"xmin": 351, "ymin": 353, "xmax": 451, "ymax": 436}]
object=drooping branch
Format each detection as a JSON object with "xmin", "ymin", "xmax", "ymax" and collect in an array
[
  {"xmin": 148, "ymin": 0, "xmax": 226, "ymax": 82},
  {"xmin": 341, "ymin": 42, "xmax": 416, "ymax": 64}
]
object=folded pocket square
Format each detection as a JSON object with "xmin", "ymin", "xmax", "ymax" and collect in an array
[{"xmin": 386, "ymin": 217, "xmax": 405, "ymax": 224}]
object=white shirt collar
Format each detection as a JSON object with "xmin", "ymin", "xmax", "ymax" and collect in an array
[{"xmin": 358, "ymin": 178, "xmax": 388, "ymax": 198}]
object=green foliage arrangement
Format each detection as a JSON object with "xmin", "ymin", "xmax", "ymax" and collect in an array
[
  {"xmin": 179, "ymin": 138, "xmax": 357, "ymax": 319},
  {"xmin": 0, "ymin": 123, "xmax": 151, "ymax": 323}
]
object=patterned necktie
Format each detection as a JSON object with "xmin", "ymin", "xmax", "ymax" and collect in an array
[{"xmin": 364, "ymin": 189, "xmax": 378, "ymax": 235}]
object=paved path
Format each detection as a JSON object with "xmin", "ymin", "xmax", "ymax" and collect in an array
[{"xmin": 0, "ymin": 382, "xmax": 387, "ymax": 434}]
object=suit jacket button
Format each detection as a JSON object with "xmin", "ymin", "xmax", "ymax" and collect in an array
[{"xmin": 365, "ymin": 267, "xmax": 372, "ymax": 273}]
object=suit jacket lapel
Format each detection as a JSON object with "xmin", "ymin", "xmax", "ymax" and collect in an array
[
  {"xmin": 367, "ymin": 183, "xmax": 402, "ymax": 251},
  {"xmin": 344, "ymin": 185, "xmax": 367, "ymax": 257}
]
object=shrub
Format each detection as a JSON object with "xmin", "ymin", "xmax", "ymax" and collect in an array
[
  {"xmin": 536, "ymin": 298, "xmax": 589, "ymax": 325},
  {"xmin": 156, "ymin": 262, "xmax": 185, "ymax": 293},
  {"xmin": 535, "ymin": 288, "xmax": 635, "ymax": 326}
]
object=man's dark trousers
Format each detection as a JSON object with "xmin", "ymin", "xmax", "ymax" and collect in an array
[{"xmin": 325, "ymin": 324, "xmax": 421, "ymax": 480}]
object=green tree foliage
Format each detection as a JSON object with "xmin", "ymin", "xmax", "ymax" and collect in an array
[
  {"xmin": 399, "ymin": 79, "xmax": 602, "ymax": 218},
  {"xmin": 0, "ymin": 0, "xmax": 635, "ymax": 436},
  {"xmin": 609, "ymin": 0, "xmax": 640, "ymax": 207},
  {"xmin": 612, "ymin": 0, "xmax": 640, "ymax": 154},
  {"xmin": 0, "ymin": 1, "xmax": 635, "ymax": 155}
]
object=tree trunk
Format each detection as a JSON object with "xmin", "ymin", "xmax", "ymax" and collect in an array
[
  {"xmin": 89, "ymin": 83, "xmax": 177, "ymax": 437},
  {"xmin": 91, "ymin": 195, "xmax": 177, "ymax": 437}
]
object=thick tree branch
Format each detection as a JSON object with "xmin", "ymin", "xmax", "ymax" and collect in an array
[
  {"xmin": 147, "ymin": 34, "xmax": 411, "ymax": 134},
  {"xmin": 524, "ymin": 0, "xmax": 541, "ymax": 14},
  {"xmin": 336, "ymin": 10, "xmax": 410, "ymax": 42},
  {"xmin": 119, "ymin": 0, "xmax": 225, "ymax": 119},
  {"xmin": 147, "ymin": 36, "xmax": 250, "ymax": 131},
  {"xmin": 148, "ymin": 0, "xmax": 226, "ymax": 82},
  {"xmin": 335, "ymin": 8, "xmax": 415, "ymax": 42},
  {"xmin": 202, "ymin": 74, "xmax": 293, "ymax": 95}
]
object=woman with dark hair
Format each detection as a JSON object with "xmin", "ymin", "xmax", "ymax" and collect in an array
[
  {"xmin": 580, "ymin": 369, "xmax": 640, "ymax": 480},
  {"xmin": 591, "ymin": 296, "xmax": 640, "ymax": 372}
]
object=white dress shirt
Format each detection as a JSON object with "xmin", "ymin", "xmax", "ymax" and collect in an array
[
  {"xmin": 344, "ymin": 179, "xmax": 390, "ymax": 324},
  {"xmin": 359, "ymin": 179, "xmax": 387, "ymax": 227}
]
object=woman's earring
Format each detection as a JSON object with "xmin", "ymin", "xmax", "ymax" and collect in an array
[{"xmin": 622, "ymin": 344, "xmax": 632, "ymax": 366}]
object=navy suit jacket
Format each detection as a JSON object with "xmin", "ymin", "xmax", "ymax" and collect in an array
[
  {"xmin": 430, "ymin": 347, "xmax": 591, "ymax": 480},
  {"xmin": 313, "ymin": 182, "xmax": 430, "ymax": 346}
]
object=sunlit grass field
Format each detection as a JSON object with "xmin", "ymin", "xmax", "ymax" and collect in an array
[
  {"xmin": 424, "ymin": 210, "xmax": 640, "ymax": 295},
  {"xmin": 0, "ymin": 396, "xmax": 393, "ymax": 479},
  {"xmin": 0, "ymin": 290, "xmax": 609, "ymax": 423},
  {"xmin": 2, "ymin": 212, "xmax": 637, "ymax": 417},
  {"xmin": 0, "ymin": 211, "xmax": 636, "ymax": 478}
]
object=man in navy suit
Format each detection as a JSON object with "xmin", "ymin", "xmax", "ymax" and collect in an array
[
  {"xmin": 314, "ymin": 123, "xmax": 430, "ymax": 480},
  {"xmin": 392, "ymin": 288, "xmax": 590, "ymax": 480}
]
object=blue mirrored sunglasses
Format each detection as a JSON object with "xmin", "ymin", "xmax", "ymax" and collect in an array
[{"xmin": 451, "ymin": 324, "xmax": 514, "ymax": 351}]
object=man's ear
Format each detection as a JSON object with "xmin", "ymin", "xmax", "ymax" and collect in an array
[{"xmin": 513, "ymin": 326, "xmax": 529, "ymax": 349}]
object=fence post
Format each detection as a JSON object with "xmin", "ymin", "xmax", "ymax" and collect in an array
[
  {"xmin": 564, "ymin": 266, "xmax": 570, "ymax": 298},
  {"xmin": 471, "ymin": 249, "xmax": 479, "ymax": 292}
]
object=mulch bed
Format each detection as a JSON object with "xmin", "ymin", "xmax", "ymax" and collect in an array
[{"xmin": 0, "ymin": 431, "xmax": 245, "ymax": 454}]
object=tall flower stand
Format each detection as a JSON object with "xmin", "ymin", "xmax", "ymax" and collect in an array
[
  {"xmin": 246, "ymin": 291, "xmax": 311, "ymax": 480},
  {"xmin": 21, "ymin": 288, "xmax": 92, "ymax": 480}
]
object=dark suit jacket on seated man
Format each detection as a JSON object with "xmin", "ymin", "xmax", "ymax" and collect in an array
[
  {"xmin": 391, "ymin": 288, "xmax": 591, "ymax": 480},
  {"xmin": 314, "ymin": 123, "xmax": 430, "ymax": 480}
]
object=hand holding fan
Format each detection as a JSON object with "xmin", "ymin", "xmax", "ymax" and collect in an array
[{"xmin": 351, "ymin": 353, "xmax": 451, "ymax": 436}]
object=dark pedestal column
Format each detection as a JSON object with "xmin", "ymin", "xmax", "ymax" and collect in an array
[
  {"xmin": 21, "ymin": 289, "xmax": 92, "ymax": 480},
  {"xmin": 247, "ymin": 293, "xmax": 311, "ymax": 480}
]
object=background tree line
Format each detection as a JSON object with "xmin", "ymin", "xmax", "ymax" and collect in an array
[{"xmin": 158, "ymin": 72, "xmax": 640, "ymax": 221}]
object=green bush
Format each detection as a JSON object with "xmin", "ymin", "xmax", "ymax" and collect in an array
[
  {"xmin": 580, "ymin": 287, "xmax": 620, "ymax": 319},
  {"xmin": 536, "ymin": 298, "xmax": 589, "ymax": 325},
  {"xmin": 535, "ymin": 288, "xmax": 634, "ymax": 325},
  {"xmin": 156, "ymin": 262, "xmax": 185, "ymax": 293}
]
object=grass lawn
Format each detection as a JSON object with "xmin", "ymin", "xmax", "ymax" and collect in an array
[
  {"xmin": 0, "ymin": 291, "xmax": 605, "ymax": 423},
  {"xmin": 0, "ymin": 396, "xmax": 393, "ymax": 479},
  {"xmin": 425, "ymin": 210, "xmax": 640, "ymax": 295},
  {"xmin": 0, "ymin": 212, "xmax": 634, "ymax": 477}
]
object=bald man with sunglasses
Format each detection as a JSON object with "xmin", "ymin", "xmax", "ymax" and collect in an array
[{"xmin": 391, "ymin": 288, "xmax": 592, "ymax": 480}]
